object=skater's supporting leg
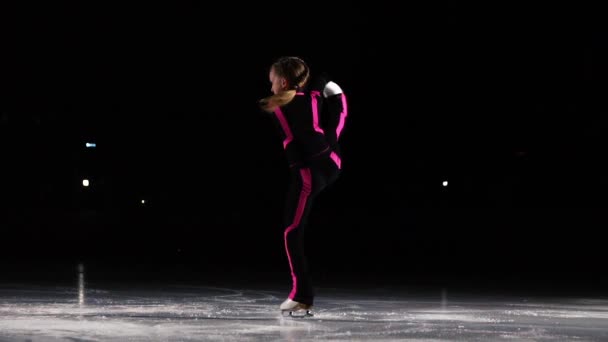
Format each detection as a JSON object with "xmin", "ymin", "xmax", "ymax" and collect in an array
[
  {"xmin": 283, "ymin": 168, "xmax": 316, "ymax": 305},
  {"xmin": 282, "ymin": 158, "xmax": 340, "ymax": 307}
]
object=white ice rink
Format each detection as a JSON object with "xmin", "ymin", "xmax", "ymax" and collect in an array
[{"xmin": 1, "ymin": 278, "xmax": 608, "ymax": 341}]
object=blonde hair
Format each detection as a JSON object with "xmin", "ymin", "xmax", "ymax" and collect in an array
[{"xmin": 259, "ymin": 56, "xmax": 310, "ymax": 112}]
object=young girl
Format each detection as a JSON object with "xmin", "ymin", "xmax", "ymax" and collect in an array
[{"xmin": 259, "ymin": 56, "xmax": 348, "ymax": 316}]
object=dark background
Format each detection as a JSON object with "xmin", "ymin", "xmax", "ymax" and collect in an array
[{"xmin": 1, "ymin": 3, "xmax": 607, "ymax": 291}]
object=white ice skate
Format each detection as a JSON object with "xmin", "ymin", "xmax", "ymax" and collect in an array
[{"xmin": 280, "ymin": 298, "xmax": 314, "ymax": 318}]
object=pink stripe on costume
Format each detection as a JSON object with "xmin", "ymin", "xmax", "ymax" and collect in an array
[
  {"xmin": 284, "ymin": 168, "xmax": 312, "ymax": 300},
  {"xmin": 330, "ymin": 151, "xmax": 342, "ymax": 169},
  {"xmin": 274, "ymin": 107, "xmax": 293, "ymax": 149},
  {"xmin": 336, "ymin": 93, "xmax": 348, "ymax": 139},
  {"xmin": 311, "ymin": 91, "xmax": 325, "ymax": 134}
]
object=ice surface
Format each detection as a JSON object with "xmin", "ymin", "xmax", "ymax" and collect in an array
[{"xmin": 1, "ymin": 282, "xmax": 607, "ymax": 341}]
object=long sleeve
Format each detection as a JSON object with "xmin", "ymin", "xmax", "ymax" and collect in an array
[{"xmin": 320, "ymin": 80, "xmax": 348, "ymax": 154}]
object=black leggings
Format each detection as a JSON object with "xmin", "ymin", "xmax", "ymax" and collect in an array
[{"xmin": 283, "ymin": 153, "xmax": 341, "ymax": 306}]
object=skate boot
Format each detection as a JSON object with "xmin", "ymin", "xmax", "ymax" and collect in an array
[{"xmin": 280, "ymin": 298, "xmax": 314, "ymax": 318}]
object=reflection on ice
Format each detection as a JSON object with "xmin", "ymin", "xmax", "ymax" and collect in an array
[{"xmin": 78, "ymin": 263, "xmax": 85, "ymax": 307}]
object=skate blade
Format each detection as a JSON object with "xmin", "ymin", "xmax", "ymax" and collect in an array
[{"xmin": 282, "ymin": 309, "xmax": 314, "ymax": 318}]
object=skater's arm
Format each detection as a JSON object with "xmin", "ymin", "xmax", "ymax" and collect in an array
[{"xmin": 321, "ymin": 80, "xmax": 348, "ymax": 151}]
